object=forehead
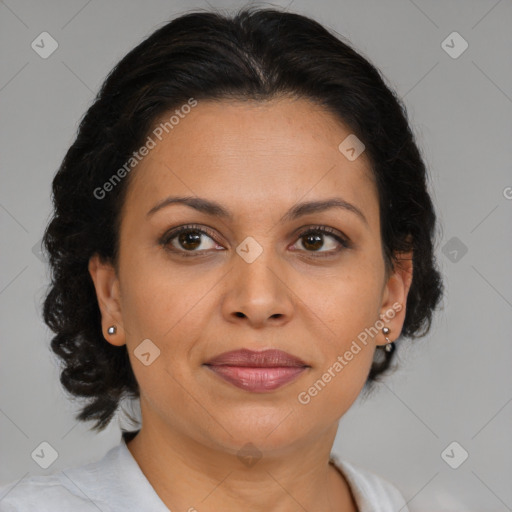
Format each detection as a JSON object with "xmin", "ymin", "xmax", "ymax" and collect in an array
[
  {"xmin": 147, "ymin": 96, "xmax": 371, "ymax": 167},
  {"xmin": 123, "ymin": 97, "xmax": 378, "ymax": 224}
]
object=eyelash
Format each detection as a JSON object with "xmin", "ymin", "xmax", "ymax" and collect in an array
[{"xmin": 159, "ymin": 224, "xmax": 351, "ymax": 259}]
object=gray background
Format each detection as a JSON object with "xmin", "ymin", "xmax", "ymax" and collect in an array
[{"xmin": 1, "ymin": 0, "xmax": 511, "ymax": 510}]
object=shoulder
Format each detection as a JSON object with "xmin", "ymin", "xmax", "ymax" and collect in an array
[
  {"xmin": 0, "ymin": 438, "xmax": 168, "ymax": 512},
  {"xmin": 331, "ymin": 456, "xmax": 410, "ymax": 512},
  {"xmin": 0, "ymin": 472, "xmax": 111, "ymax": 512},
  {"xmin": 0, "ymin": 446, "xmax": 121, "ymax": 512}
]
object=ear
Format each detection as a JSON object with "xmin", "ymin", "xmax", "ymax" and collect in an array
[
  {"xmin": 88, "ymin": 253, "xmax": 126, "ymax": 347},
  {"xmin": 377, "ymin": 249, "xmax": 414, "ymax": 347}
]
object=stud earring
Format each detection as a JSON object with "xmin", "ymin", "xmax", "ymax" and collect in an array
[
  {"xmin": 381, "ymin": 326, "xmax": 395, "ymax": 353},
  {"xmin": 107, "ymin": 325, "xmax": 117, "ymax": 335}
]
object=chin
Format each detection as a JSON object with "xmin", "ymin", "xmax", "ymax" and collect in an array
[{"xmin": 201, "ymin": 404, "xmax": 313, "ymax": 452}]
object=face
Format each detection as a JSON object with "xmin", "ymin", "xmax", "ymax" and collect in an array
[{"xmin": 89, "ymin": 97, "xmax": 412, "ymax": 456}]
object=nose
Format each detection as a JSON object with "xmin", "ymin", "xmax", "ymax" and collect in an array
[{"xmin": 221, "ymin": 247, "xmax": 294, "ymax": 328}]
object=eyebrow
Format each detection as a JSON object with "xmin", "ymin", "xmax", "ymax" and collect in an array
[{"xmin": 146, "ymin": 195, "xmax": 368, "ymax": 226}]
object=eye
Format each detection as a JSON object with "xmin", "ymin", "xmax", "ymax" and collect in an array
[
  {"xmin": 160, "ymin": 224, "xmax": 223, "ymax": 256},
  {"xmin": 291, "ymin": 226, "xmax": 350, "ymax": 257},
  {"xmin": 160, "ymin": 224, "xmax": 350, "ymax": 258}
]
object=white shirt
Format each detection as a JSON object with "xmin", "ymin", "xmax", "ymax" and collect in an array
[{"xmin": 0, "ymin": 435, "xmax": 409, "ymax": 511}]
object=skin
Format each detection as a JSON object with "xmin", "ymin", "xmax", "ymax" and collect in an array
[{"xmin": 88, "ymin": 96, "xmax": 413, "ymax": 512}]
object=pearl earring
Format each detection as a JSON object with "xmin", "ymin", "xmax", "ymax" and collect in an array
[
  {"xmin": 107, "ymin": 325, "xmax": 117, "ymax": 335},
  {"xmin": 382, "ymin": 326, "xmax": 395, "ymax": 353}
]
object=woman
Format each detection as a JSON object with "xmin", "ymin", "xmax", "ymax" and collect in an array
[{"xmin": 0, "ymin": 5, "xmax": 443, "ymax": 511}]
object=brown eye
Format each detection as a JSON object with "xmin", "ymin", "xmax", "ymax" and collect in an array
[
  {"xmin": 301, "ymin": 232, "xmax": 324, "ymax": 251},
  {"xmin": 160, "ymin": 225, "xmax": 221, "ymax": 255},
  {"xmin": 292, "ymin": 226, "xmax": 350, "ymax": 256},
  {"xmin": 177, "ymin": 231, "xmax": 202, "ymax": 251}
]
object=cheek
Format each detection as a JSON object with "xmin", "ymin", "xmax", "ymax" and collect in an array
[
  {"xmin": 295, "ymin": 348, "xmax": 373, "ymax": 432},
  {"xmin": 120, "ymin": 250, "xmax": 209, "ymax": 337},
  {"xmin": 119, "ymin": 265, "xmax": 210, "ymax": 403},
  {"xmin": 119, "ymin": 259, "xmax": 222, "ymax": 397},
  {"xmin": 296, "ymin": 277, "xmax": 380, "ymax": 422},
  {"xmin": 303, "ymin": 263, "xmax": 383, "ymax": 345},
  {"xmin": 294, "ymin": 258, "xmax": 382, "ymax": 410}
]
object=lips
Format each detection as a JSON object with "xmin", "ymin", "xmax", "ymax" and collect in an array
[
  {"xmin": 205, "ymin": 348, "xmax": 307, "ymax": 368},
  {"xmin": 204, "ymin": 349, "xmax": 309, "ymax": 392}
]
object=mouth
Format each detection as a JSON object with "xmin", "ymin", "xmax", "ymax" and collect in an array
[{"xmin": 204, "ymin": 349, "xmax": 310, "ymax": 392}]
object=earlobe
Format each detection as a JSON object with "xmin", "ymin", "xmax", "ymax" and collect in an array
[
  {"xmin": 88, "ymin": 253, "xmax": 126, "ymax": 347},
  {"xmin": 378, "ymin": 250, "xmax": 413, "ymax": 347}
]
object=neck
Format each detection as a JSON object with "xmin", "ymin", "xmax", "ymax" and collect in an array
[{"xmin": 125, "ymin": 422, "xmax": 358, "ymax": 512}]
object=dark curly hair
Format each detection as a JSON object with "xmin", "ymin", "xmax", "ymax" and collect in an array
[{"xmin": 41, "ymin": 5, "xmax": 444, "ymax": 434}]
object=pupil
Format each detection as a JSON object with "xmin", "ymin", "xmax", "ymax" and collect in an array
[{"xmin": 179, "ymin": 231, "xmax": 201, "ymax": 250}]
